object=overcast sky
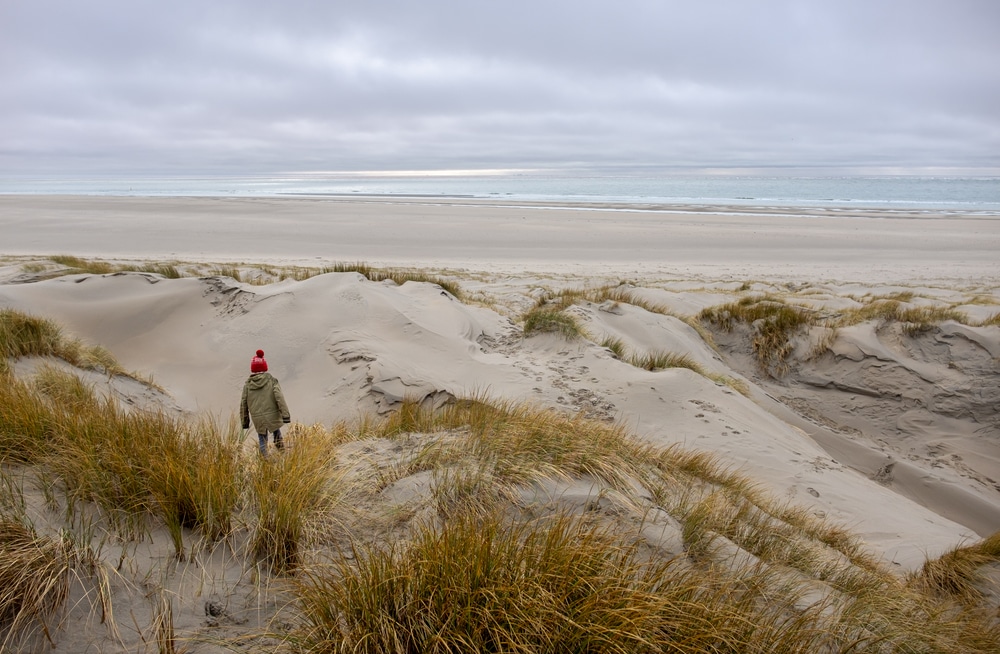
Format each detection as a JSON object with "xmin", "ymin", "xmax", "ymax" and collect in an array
[{"xmin": 2, "ymin": 0, "xmax": 999, "ymax": 177}]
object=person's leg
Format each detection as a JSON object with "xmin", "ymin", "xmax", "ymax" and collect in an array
[
  {"xmin": 273, "ymin": 428, "xmax": 283, "ymax": 450},
  {"xmin": 258, "ymin": 432, "xmax": 268, "ymax": 456}
]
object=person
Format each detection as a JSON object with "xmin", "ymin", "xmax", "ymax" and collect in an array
[{"xmin": 240, "ymin": 349, "xmax": 290, "ymax": 456}]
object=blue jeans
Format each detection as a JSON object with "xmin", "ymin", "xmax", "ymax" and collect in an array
[{"xmin": 258, "ymin": 428, "xmax": 283, "ymax": 455}]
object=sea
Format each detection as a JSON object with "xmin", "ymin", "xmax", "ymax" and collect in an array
[{"xmin": 2, "ymin": 173, "xmax": 999, "ymax": 214}]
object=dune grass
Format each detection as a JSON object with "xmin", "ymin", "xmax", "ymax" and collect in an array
[
  {"xmin": 47, "ymin": 255, "xmax": 183, "ymax": 279},
  {"xmin": 249, "ymin": 427, "xmax": 344, "ymax": 574},
  {"xmin": 49, "ymin": 254, "xmax": 117, "ymax": 275},
  {"xmin": 910, "ymin": 532, "xmax": 1000, "ymax": 605},
  {"xmin": 699, "ymin": 293, "xmax": 977, "ymax": 375},
  {"xmin": 24, "ymin": 256, "xmax": 466, "ymax": 300},
  {"xmin": 522, "ymin": 305, "xmax": 586, "ymax": 339},
  {"xmin": 524, "ymin": 290, "xmax": 747, "ymax": 393},
  {"xmin": 324, "ymin": 262, "xmax": 462, "ymax": 299},
  {"xmin": 0, "ymin": 512, "xmax": 116, "ymax": 651},
  {"xmin": 599, "ymin": 334, "xmax": 628, "ymax": 358},
  {"xmin": 0, "ymin": 367, "xmax": 245, "ymax": 551},
  {"xmin": 977, "ymin": 312, "xmax": 1000, "ymax": 327},
  {"xmin": 836, "ymin": 299, "xmax": 968, "ymax": 334},
  {"xmin": 287, "ymin": 397, "xmax": 1000, "ymax": 653},
  {"xmin": 295, "ymin": 509, "xmax": 828, "ymax": 653},
  {"xmin": 699, "ymin": 295, "xmax": 815, "ymax": 375},
  {"xmin": 212, "ymin": 264, "xmax": 243, "ymax": 282},
  {"xmin": 1, "ymin": 374, "xmax": 998, "ymax": 650},
  {"xmin": 0, "ymin": 308, "xmax": 127, "ymax": 379},
  {"xmin": 0, "ymin": 518, "xmax": 78, "ymax": 649},
  {"xmin": 135, "ymin": 263, "xmax": 183, "ymax": 279},
  {"xmin": 630, "ymin": 350, "xmax": 700, "ymax": 372}
]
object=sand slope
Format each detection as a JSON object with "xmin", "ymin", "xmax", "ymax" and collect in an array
[{"xmin": 2, "ymin": 269, "xmax": 994, "ymax": 573}]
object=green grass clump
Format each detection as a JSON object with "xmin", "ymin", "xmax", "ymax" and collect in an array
[
  {"xmin": 146, "ymin": 417, "xmax": 245, "ymax": 556},
  {"xmin": 599, "ymin": 335, "xmax": 628, "ymax": 358},
  {"xmin": 29, "ymin": 256, "xmax": 185, "ymax": 280},
  {"xmin": 699, "ymin": 291, "xmax": 978, "ymax": 375},
  {"xmin": 522, "ymin": 306, "xmax": 585, "ymax": 339},
  {"xmin": 0, "ymin": 366, "xmax": 244, "ymax": 549},
  {"xmin": 630, "ymin": 350, "xmax": 701, "ymax": 372},
  {"xmin": 700, "ymin": 296, "xmax": 814, "ymax": 375},
  {"xmin": 0, "ymin": 378, "xmax": 56, "ymax": 463},
  {"xmin": 32, "ymin": 364, "xmax": 97, "ymax": 409}
]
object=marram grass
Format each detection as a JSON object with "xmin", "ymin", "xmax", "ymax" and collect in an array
[
  {"xmin": 249, "ymin": 427, "xmax": 344, "ymax": 574},
  {"xmin": 291, "ymin": 504, "xmax": 1000, "ymax": 653},
  {"xmin": 292, "ymin": 510, "xmax": 813, "ymax": 654},
  {"xmin": 522, "ymin": 305, "xmax": 586, "ymax": 339},
  {"xmin": 324, "ymin": 261, "xmax": 462, "ymax": 299},
  {"xmin": 0, "ymin": 519, "xmax": 77, "ymax": 649},
  {"xmin": 699, "ymin": 296, "xmax": 814, "ymax": 375},
  {"xmin": 698, "ymin": 293, "xmax": 976, "ymax": 375},
  {"xmin": 0, "ymin": 517, "xmax": 116, "ymax": 651},
  {"xmin": 0, "ymin": 307, "xmax": 129, "ymax": 377}
]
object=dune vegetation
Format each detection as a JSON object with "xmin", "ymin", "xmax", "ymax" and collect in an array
[
  {"xmin": 19, "ymin": 255, "xmax": 464, "ymax": 300},
  {"xmin": 1, "ymin": 306, "xmax": 999, "ymax": 652},
  {"xmin": 698, "ymin": 292, "xmax": 993, "ymax": 377}
]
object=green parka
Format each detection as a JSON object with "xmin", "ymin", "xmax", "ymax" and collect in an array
[{"xmin": 241, "ymin": 372, "xmax": 290, "ymax": 433}]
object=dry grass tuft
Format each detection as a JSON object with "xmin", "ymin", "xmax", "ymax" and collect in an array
[
  {"xmin": 249, "ymin": 428, "xmax": 344, "ymax": 574},
  {"xmin": 978, "ymin": 312, "xmax": 1000, "ymax": 327},
  {"xmin": 294, "ymin": 510, "xmax": 799, "ymax": 653},
  {"xmin": 0, "ymin": 308, "xmax": 130, "ymax": 378},
  {"xmin": 837, "ymin": 299, "xmax": 968, "ymax": 333},
  {"xmin": 0, "ymin": 519, "xmax": 76, "ymax": 649},
  {"xmin": 910, "ymin": 531, "xmax": 1000, "ymax": 605},
  {"xmin": 522, "ymin": 305, "xmax": 586, "ymax": 339},
  {"xmin": 699, "ymin": 292, "xmax": 974, "ymax": 374},
  {"xmin": 49, "ymin": 255, "xmax": 116, "ymax": 275},
  {"xmin": 325, "ymin": 262, "xmax": 462, "ymax": 299},
  {"xmin": 630, "ymin": 350, "xmax": 701, "ymax": 372},
  {"xmin": 699, "ymin": 296, "xmax": 814, "ymax": 375},
  {"xmin": 212, "ymin": 265, "xmax": 243, "ymax": 282}
]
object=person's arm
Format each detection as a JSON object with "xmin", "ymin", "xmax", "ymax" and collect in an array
[
  {"xmin": 240, "ymin": 383, "xmax": 250, "ymax": 429},
  {"xmin": 273, "ymin": 380, "xmax": 290, "ymax": 423}
]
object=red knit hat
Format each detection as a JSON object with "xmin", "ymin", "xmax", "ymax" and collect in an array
[{"xmin": 250, "ymin": 349, "xmax": 268, "ymax": 373}]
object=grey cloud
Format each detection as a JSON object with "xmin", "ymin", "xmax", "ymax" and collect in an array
[{"xmin": 2, "ymin": 0, "xmax": 998, "ymax": 175}]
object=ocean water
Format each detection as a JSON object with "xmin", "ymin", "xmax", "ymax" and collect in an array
[{"xmin": 2, "ymin": 173, "xmax": 999, "ymax": 213}]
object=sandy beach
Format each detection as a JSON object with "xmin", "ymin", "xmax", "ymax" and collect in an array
[
  {"xmin": 1, "ymin": 194, "xmax": 998, "ymax": 651},
  {"xmin": 3, "ymin": 194, "xmax": 999, "ymax": 282}
]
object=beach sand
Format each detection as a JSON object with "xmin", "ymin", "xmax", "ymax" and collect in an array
[{"xmin": 1, "ymin": 194, "xmax": 998, "ymax": 651}]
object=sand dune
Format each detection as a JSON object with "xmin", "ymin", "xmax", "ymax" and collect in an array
[
  {"xmin": 1, "ymin": 195, "xmax": 999, "ymax": 650},
  {"xmin": 2, "ymin": 266, "xmax": 996, "ymax": 569}
]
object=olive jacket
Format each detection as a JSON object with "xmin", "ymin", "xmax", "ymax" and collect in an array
[{"xmin": 240, "ymin": 372, "xmax": 290, "ymax": 434}]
